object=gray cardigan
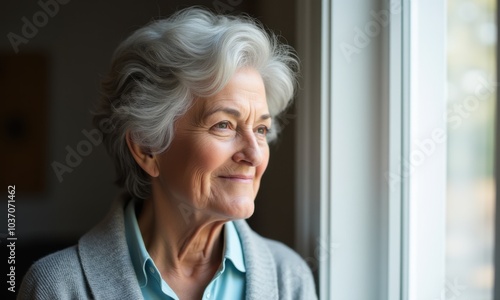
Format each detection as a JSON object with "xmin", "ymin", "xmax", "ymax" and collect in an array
[{"xmin": 18, "ymin": 195, "xmax": 317, "ymax": 300}]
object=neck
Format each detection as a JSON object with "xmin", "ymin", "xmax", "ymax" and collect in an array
[{"xmin": 137, "ymin": 196, "xmax": 225, "ymax": 279}]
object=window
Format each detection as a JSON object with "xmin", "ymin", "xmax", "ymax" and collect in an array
[
  {"xmin": 295, "ymin": 0, "xmax": 497, "ymax": 299},
  {"xmin": 446, "ymin": 0, "xmax": 497, "ymax": 298}
]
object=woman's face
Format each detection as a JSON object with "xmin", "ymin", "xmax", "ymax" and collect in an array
[{"xmin": 154, "ymin": 68, "xmax": 270, "ymax": 220}]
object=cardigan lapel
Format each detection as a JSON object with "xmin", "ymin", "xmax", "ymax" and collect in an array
[
  {"xmin": 76, "ymin": 193, "xmax": 278, "ymax": 300},
  {"xmin": 77, "ymin": 193, "xmax": 144, "ymax": 300},
  {"xmin": 234, "ymin": 220, "xmax": 279, "ymax": 300}
]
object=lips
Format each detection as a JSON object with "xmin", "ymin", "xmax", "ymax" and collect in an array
[{"xmin": 218, "ymin": 174, "xmax": 255, "ymax": 181}]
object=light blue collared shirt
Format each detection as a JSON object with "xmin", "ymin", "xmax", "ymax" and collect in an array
[{"xmin": 124, "ymin": 199, "xmax": 246, "ymax": 300}]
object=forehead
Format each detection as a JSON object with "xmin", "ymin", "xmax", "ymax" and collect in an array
[{"xmin": 195, "ymin": 68, "xmax": 269, "ymax": 114}]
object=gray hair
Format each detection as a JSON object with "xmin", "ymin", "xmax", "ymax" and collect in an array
[{"xmin": 93, "ymin": 7, "xmax": 299, "ymax": 200}]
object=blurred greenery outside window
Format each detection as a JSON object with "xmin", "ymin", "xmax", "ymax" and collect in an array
[{"xmin": 446, "ymin": 0, "xmax": 497, "ymax": 298}]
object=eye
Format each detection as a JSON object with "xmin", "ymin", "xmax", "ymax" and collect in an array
[
  {"xmin": 256, "ymin": 125, "xmax": 270, "ymax": 136},
  {"xmin": 212, "ymin": 121, "xmax": 231, "ymax": 130}
]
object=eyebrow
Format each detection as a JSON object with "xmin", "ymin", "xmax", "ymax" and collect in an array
[{"xmin": 203, "ymin": 107, "xmax": 271, "ymax": 121}]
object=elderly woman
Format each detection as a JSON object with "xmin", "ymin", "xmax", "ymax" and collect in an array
[{"xmin": 19, "ymin": 7, "xmax": 316, "ymax": 300}]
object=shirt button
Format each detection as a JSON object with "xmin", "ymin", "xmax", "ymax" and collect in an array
[
  {"xmin": 206, "ymin": 293, "xmax": 211, "ymax": 299},
  {"xmin": 149, "ymin": 266, "xmax": 155, "ymax": 274}
]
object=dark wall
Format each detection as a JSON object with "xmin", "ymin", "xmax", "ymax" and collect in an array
[
  {"xmin": 247, "ymin": 0, "xmax": 297, "ymax": 248},
  {"xmin": 0, "ymin": 1, "xmax": 296, "ymax": 296}
]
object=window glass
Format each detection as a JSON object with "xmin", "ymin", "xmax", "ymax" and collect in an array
[{"xmin": 446, "ymin": 0, "xmax": 497, "ymax": 298}]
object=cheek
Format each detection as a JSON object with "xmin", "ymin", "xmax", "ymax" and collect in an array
[
  {"xmin": 168, "ymin": 137, "xmax": 232, "ymax": 187},
  {"xmin": 192, "ymin": 140, "xmax": 233, "ymax": 174},
  {"xmin": 256, "ymin": 146, "xmax": 270, "ymax": 178},
  {"xmin": 157, "ymin": 142, "xmax": 226, "ymax": 207}
]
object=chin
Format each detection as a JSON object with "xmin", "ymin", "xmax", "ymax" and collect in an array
[{"xmin": 225, "ymin": 196, "xmax": 255, "ymax": 220}]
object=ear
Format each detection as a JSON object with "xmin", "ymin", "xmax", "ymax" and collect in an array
[{"xmin": 125, "ymin": 131, "xmax": 159, "ymax": 178}]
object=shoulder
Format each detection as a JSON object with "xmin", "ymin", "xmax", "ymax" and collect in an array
[
  {"xmin": 263, "ymin": 238, "xmax": 309, "ymax": 271},
  {"xmin": 262, "ymin": 238, "xmax": 318, "ymax": 299},
  {"xmin": 233, "ymin": 220, "xmax": 318, "ymax": 300},
  {"xmin": 18, "ymin": 246, "xmax": 91, "ymax": 300},
  {"xmin": 237, "ymin": 220, "xmax": 310, "ymax": 275},
  {"xmin": 262, "ymin": 238, "xmax": 317, "ymax": 292},
  {"xmin": 17, "ymin": 194, "xmax": 138, "ymax": 300}
]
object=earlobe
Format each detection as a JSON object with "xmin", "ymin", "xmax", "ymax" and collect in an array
[{"xmin": 125, "ymin": 131, "xmax": 159, "ymax": 177}]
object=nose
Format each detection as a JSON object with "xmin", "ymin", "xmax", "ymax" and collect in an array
[{"xmin": 232, "ymin": 131, "xmax": 264, "ymax": 166}]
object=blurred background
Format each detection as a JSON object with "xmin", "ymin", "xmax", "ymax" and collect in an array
[
  {"xmin": 0, "ymin": 0, "xmax": 296, "ymax": 297},
  {"xmin": 447, "ymin": 0, "xmax": 497, "ymax": 299},
  {"xmin": 0, "ymin": 0, "xmax": 499, "ymax": 299}
]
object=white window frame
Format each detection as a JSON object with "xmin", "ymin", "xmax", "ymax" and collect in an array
[
  {"xmin": 295, "ymin": 1, "xmax": 447, "ymax": 299},
  {"xmin": 495, "ymin": 0, "xmax": 500, "ymax": 296},
  {"xmin": 407, "ymin": 1, "xmax": 447, "ymax": 299}
]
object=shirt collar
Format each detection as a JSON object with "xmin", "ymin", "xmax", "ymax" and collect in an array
[
  {"xmin": 124, "ymin": 198, "xmax": 154, "ymax": 287},
  {"xmin": 124, "ymin": 198, "xmax": 246, "ymax": 287},
  {"xmin": 223, "ymin": 221, "xmax": 246, "ymax": 273}
]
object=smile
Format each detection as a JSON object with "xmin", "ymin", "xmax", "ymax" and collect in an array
[{"xmin": 218, "ymin": 175, "xmax": 254, "ymax": 183}]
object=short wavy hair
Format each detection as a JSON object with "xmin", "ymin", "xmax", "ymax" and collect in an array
[{"xmin": 93, "ymin": 7, "xmax": 299, "ymax": 200}]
